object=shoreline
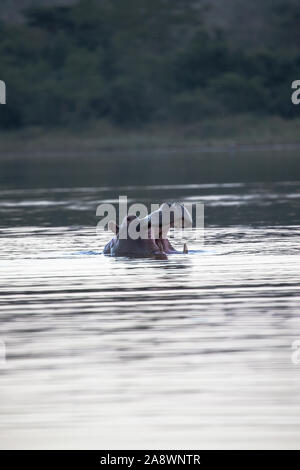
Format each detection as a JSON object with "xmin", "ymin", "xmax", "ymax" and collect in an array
[
  {"xmin": 1, "ymin": 115, "xmax": 300, "ymax": 159},
  {"xmin": 1, "ymin": 142, "xmax": 300, "ymax": 161}
]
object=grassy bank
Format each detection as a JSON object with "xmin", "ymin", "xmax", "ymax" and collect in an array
[{"xmin": 1, "ymin": 115, "xmax": 300, "ymax": 157}]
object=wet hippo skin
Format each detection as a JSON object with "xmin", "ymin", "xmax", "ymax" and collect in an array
[{"xmin": 103, "ymin": 203, "xmax": 192, "ymax": 259}]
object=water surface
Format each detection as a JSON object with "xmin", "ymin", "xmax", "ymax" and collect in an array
[{"xmin": 0, "ymin": 177, "xmax": 300, "ymax": 449}]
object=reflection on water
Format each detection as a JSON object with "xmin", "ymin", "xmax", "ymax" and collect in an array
[
  {"xmin": 0, "ymin": 180, "xmax": 300, "ymax": 449},
  {"xmin": 1, "ymin": 149, "xmax": 300, "ymax": 189}
]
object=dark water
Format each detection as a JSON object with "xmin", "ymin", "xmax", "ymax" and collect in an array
[
  {"xmin": 0, "ymin": 152, "xmax": 300, "ymax": 449},
  {"xmin": 1, "ymin": 147, "xmax": 300, "ymax": 189}
]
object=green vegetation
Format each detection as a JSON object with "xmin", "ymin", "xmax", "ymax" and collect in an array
[{"xmin": 0, "ymin": 0, "xmax": 300, "ymax": 133}]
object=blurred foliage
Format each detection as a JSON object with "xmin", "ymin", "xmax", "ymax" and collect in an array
[{"xmin": 0, "ymin": 0, "xmax": 300, "ymax": 129}]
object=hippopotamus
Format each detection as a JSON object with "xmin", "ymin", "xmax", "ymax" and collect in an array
[{"xmin": 103, "ymin": 202, "xmax": 192, "ymax": 259}]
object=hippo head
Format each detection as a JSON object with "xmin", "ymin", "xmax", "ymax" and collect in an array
[{"xmin": 103, "ymin": 202, "xmax": 192, "ymax": 259}]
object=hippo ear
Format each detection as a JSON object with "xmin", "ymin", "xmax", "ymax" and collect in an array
[{"xmin": 108, "ymin": 221, "xmax": 119, "ymax": 234}]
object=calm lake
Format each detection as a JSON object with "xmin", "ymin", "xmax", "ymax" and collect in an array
[{"xmin": 0, "ymin": 150, "xmax": 300, "ymax": 449}]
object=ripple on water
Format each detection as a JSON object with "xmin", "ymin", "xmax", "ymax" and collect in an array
[{"xmin": 0, "ymin": 183, "xmax": 300, "ymax": 448}]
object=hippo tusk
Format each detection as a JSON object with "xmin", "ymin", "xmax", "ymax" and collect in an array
[
  {"xmin": 183, "ymin": 243, "xmax": 188, "ymax": 254},
  {"xmin": 157, "ymin": 239, "xmax": 164, "ymax": 252}
]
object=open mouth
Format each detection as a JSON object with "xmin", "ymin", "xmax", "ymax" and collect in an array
[
  {"xmin": 139, "ymin": 202, "xmax": 192, "ymax": 253},
  {"xmin": 140, "ymin": 202, "xmax": 192, "ymax": 232}
]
